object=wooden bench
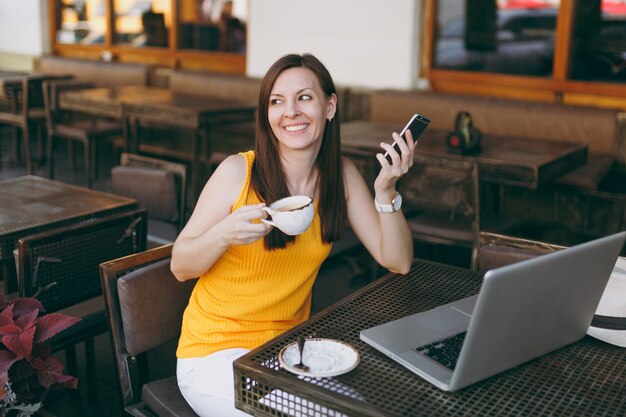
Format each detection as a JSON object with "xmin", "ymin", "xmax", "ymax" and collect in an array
[{"xmin": 36, "ymin": 55, "xmax": 152, "ymax": 87}]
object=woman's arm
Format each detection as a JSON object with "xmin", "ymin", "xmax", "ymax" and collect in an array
[
  {"xmin": 170, "ymin": 154, "xmax": 272, "ymax": 281},
  {"xmin": 344, "ymin": 131, "xmax": 416, "ymax": 274}
]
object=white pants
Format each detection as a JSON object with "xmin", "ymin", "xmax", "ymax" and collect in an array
[
  {"xmin": 178, "ymin": 348, "xmax": 363, "ymax": 417},
  {"xmin": 177, "ymin": 348, "xmax": 251, "ymax": 417}
]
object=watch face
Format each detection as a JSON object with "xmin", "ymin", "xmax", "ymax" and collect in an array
[{"xmin": 392, "ymin": 193, "xmax": 402, "ymax": 211}]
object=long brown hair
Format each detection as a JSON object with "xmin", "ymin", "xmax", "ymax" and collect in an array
[{"xmin": 251, "ymin": 53, "xmax": 346, "ymax": 250}]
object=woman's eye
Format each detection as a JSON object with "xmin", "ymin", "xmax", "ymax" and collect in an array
[
  {"xmin": 270, "ymin": 98, "xmax": 283, "ymax": 105},
  {"xmin": 299, "ymin": 94, "xmax": 312, "ymax": 101}
]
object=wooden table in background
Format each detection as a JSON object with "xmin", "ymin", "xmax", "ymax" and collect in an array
[
  {"xmin": 341, "ymin": 120, "xmax": 588, "ymax": 189},
  {"xmin": 0, "ymin": 72, "xmax": 74, "ymax": 100},
  {"xmin": 59, "ymin": 85, "xmax": 257, "ymax": 198},
  {"xmin": 0, "ymin": 176, "xmax": 137, "ymax": 294}
]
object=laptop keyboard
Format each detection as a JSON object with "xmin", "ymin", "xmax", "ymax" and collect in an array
[{"xmin": 415, "ymin": 332, "xmax": 467, "ymax": 370}]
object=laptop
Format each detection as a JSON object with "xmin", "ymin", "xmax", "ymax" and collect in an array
[{"xmin": 360, "ymin": 232, "xmax": 626, "ymax": 391}]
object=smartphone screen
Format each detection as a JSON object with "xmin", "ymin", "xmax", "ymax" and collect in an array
[{"xmin": 384, "ymin": 113, "xmax": 430, "ymax": 163}]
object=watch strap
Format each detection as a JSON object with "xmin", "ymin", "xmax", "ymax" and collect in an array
[{"xmin": 375, "ymin": 192, "xmax": 401, "ymax": 213}]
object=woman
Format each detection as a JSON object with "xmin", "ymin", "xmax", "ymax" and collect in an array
[{"xmin": 171, "ymin": 53, "xmax": 415, "ymax": 416}]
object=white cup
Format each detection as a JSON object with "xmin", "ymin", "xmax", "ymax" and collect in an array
[{"xmin": 261, "ymin": 196, "xmax": 314, "ymax": 236}]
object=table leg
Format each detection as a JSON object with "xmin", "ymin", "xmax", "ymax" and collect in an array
[
  {"xmin": 480, "ymin": 181, "xmax": 505, "ymax": 213},
  {"xmin": 125, "ymin": 116, "xmax": 140, "ymax": 155}
]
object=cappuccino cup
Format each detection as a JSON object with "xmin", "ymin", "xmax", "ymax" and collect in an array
[{"xmin": 261, "ymin": 195, "xmax": 314, "ymax": 236}]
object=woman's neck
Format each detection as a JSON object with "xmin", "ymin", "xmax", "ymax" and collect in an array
[{"xmin": 280, "ymin": 149, "xmax": 320, "ymax": 198}]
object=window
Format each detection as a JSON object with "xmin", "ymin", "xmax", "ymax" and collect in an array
[
  {"xmin": 49, "ymin": 0, "xmax": 247, "ymax": 73},
  {"xmin": 178, "ymin": 0, "xmax": 247, "ymax": 54},
  {"xmin": 55, "ymin": 0, "xmax": 106, "ymax": 45},
  {"xmin": 113, "ymin": 0, "xmax": 171, "ymax": 47},
  {"xmin": 432, "ymin": 0, "xmax": 559, "ymax": 77},
  {"xmin": 427, "ymin": 0, "xmax": 626, "ymax": 108},
  {"xmin": 569, "ymin": 0, "xmax": 626, "ymax": 83}
]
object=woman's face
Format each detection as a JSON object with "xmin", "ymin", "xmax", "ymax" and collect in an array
[{"xmin": 268, "ymin": 67, "xmax": 336, "ymax": 153}]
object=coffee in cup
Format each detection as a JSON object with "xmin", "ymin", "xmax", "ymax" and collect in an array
[{"xmin": 261, "ymin": 195, "xmax": 314, "ymax": 236}]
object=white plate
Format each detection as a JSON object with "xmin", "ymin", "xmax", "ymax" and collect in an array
[{"xmin": 278, "ymin": 338, "xmax": 360, "ymax": 378}]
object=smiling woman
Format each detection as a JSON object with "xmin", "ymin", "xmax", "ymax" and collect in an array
[
  {"xmin": 268, "ymin": 67, "xmax": 337, "ymax": 157},
  {"xmin": 169, "ymin": 53, "xmax": 415, "ymax": 416}
]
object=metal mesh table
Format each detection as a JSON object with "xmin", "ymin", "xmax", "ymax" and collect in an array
[
  {"xmin": 234, "ymin": 259, "xmax": 626, "ymax": 417},
  {"xmin": 0, "ymin": 175, "xmax": 137, "ymax": 293}
]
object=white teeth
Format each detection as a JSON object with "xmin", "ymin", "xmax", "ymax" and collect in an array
[{"xmin": 285, "ymin": 124, "xmax": 307, "ymax": 132}]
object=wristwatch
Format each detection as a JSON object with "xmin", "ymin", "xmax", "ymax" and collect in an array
[{"xmin": 375, "ymin": 192, "xmax": 402, "ymax": 213}]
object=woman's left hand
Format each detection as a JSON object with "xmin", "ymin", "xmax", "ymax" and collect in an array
[{"xmin": 373, "ymin": 129, "xmax": 416, "ymax": 197}]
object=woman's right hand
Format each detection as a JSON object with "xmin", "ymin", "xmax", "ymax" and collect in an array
[
  {"xmin": 213, "ymin": 203, "xmax": 273, "ymax": 247},
  {"xmin": 172, "ymin": 154, "xmax": 270, "ymax": 281}
]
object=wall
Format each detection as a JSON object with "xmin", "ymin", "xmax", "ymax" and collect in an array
[
  {"xmin": 0, "ymin": 0, "xmax": 422, "ymax": 89},
  {"xmin": 247, "ymin": 0, "xmax": 422, "ymax": 89},
  {"xmin": 0, "ymin": 0, "xmax": 49, "ymax": 70}
]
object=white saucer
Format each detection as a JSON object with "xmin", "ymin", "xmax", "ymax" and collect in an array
[{"xmin": 278, "ymin": 338, "xmax": 360, "ymax": 378}]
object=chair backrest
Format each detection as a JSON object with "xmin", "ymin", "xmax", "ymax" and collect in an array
[
  {"xmin": 401, "ymin": 156, "xmax": 479, "ymax": 219},
  {"xmin": 112, "ymin": 153, "xmax": 187, "ymax": 232},
  {"xmin": 99, "ymin": 244, "xmax": 196, "ymax": 412},
  {"xmin": 17, "ymin": 208, "xmax": 147, "ymax": 312},
  {"xmin": 42, "ymin": 79, "xmax": 96, "ymax": 134},
  {"xmin": 478, "ymin": 231, "xmax": 565, "ymax": 275},
  {"xmin": 2, "ymin": 77, "xmax": 45, "ymax": 118},
  {"xmin": 400, "ymin": 156, "xmax": 480, "ymax": 268}
]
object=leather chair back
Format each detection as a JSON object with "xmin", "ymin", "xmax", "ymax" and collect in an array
[
  {"xmin": 99, "ymin": 244, "xmax": 198, "ymax": 416},
  {"xmin": 401, "ymin": 156, "xmax": 480, "ymax": 270},
  {"xmin": 111, "ymin": 153, "xmax": 187, "ymax": 244}
]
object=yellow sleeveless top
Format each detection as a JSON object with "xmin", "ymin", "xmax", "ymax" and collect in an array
[{"xmin": 177, "ymin": 151, "xmax": 332, "ymax": 358}]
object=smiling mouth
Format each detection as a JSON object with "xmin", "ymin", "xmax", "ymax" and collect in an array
[{"xmin": 284, "ymin": 124, "xmax": 308, "ymax": 133}]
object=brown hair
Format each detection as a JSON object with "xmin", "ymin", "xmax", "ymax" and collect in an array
[{"xmin": 251, "ymin": 53, "xmax": 346, "ymax": 250}]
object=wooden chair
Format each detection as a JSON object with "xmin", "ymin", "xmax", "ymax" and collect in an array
[
  {"xmin": 44, "ymin": 80, "xmax": 124, "ymax": 189},
  {"xmin": 0, "ymin": 76, "xmax": 47, "ymax": 174},
  {"xmin": 111, "ymin": 153, "xmax": 187, "ymax": 246},
  {"xmin": 478, "ymin": 231, "xmax": 565, "ymax": 275},
  {"xmin": 400, "ymin": 156, "xmax": 481, "ymax": 270},
  {"xmin": 16, "ymin": 208, "xmax": 148, "ymax": 401},
  {"xmin": 205, "ymin": 124, "xmax": 256, "ymax": 178},
  {"xmin": 99, "ymin": 244, "xmax": 198, "ymax": 417}
]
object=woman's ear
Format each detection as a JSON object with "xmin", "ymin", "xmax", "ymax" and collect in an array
[{"xmin": 327, "ymin": 93, "xmax": 337, "ymax": 121}]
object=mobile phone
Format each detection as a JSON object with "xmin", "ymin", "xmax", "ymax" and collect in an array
[{"xmin": 384, "ymin": 113, "xmax": 430, "ymax": 163}]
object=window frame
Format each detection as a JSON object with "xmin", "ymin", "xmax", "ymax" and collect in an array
[{"xmin": 47, "ymin": 0, "xmax": 246, "ymax": 74}]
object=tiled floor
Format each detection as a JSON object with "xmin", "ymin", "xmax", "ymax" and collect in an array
[{"xmin": 0, "ymin": 129, "xmax": 382, "ymax": 416}]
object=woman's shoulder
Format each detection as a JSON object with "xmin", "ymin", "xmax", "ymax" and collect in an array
[
  {"xmin": 196, "ymin": 153, "xmax": 249, "ymax": 208},
  {"xmin": 341, "ymin": 155, "xmax": 361, "ymax": 177},
  {"xmin": 215, "ymin": 153, "xmax": 249, "ymax": 181}
]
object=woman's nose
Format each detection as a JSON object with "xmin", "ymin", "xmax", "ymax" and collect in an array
[{"xmin": 284, "ymin": 100, "xmax": 300, "ymax": 118}]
